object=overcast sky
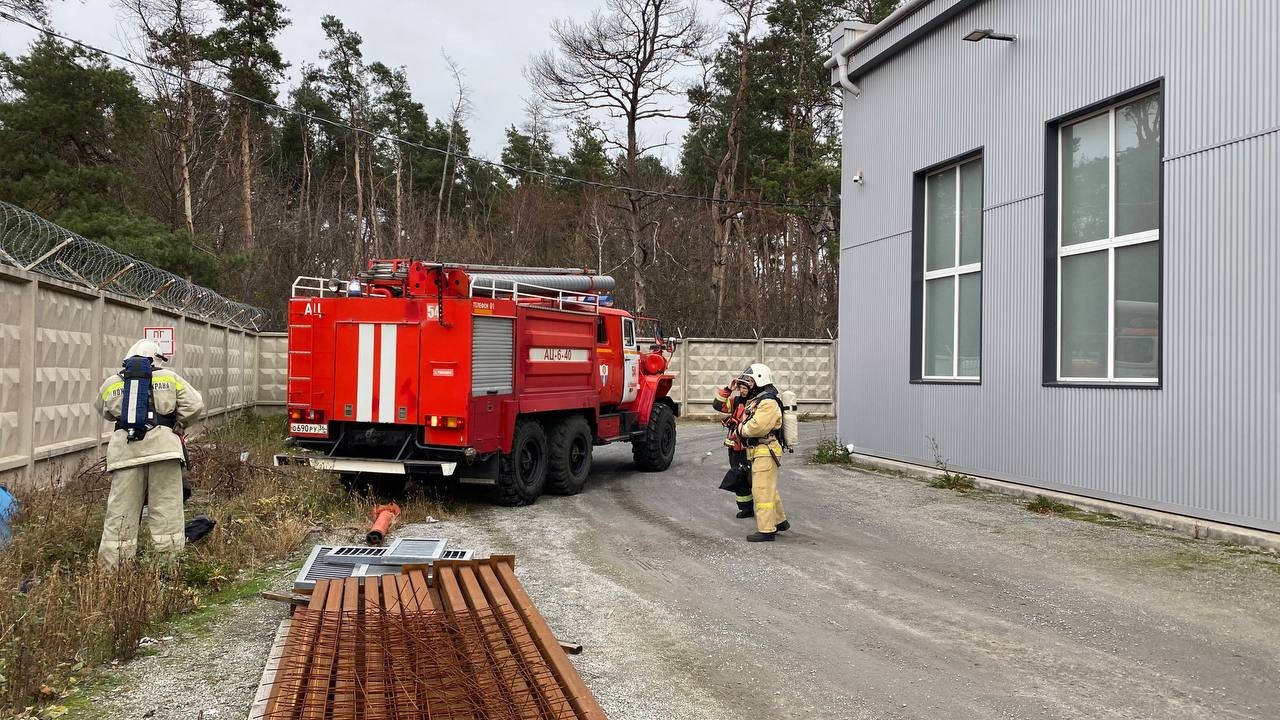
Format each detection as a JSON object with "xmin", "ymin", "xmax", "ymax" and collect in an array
[{"xmin": 0, "ymin": 0, "xmax": 729, "ymax": 165}]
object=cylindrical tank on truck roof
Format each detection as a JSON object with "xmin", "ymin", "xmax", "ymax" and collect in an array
[{"xmin": 470, "ymin": 274, "xmax": 616, "ymax": 296}]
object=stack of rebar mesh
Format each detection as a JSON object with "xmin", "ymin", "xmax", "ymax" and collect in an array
[{"xmin": 257, "ymin": 556, "xmax": 605, "ymax": 720}]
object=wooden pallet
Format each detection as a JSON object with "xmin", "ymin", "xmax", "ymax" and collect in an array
[{"xmin": 258, "ymin": 556, "xmax": 605, "ymax": 720}]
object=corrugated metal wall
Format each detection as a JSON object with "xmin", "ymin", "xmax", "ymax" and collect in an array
[{"xmin": 837, "ymin": 0, "xmax": 1280, "ymax": 531}]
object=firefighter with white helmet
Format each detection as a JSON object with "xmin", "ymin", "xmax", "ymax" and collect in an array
[
  {"xmin": 735, "ymin": 363, "xmax": 791, "ymax": 542},
  {"xmin": 94, "ymin": 339, "xmax": 205, "ymax": 567}
]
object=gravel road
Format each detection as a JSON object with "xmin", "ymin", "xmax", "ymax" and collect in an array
[{"xmin": 90, "ymin": 421, "xmax": 1280, "ymax": 719}]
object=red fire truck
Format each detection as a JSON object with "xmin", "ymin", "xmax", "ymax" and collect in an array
[{"xmin": 274, "ymin": 260, "xmax": 679, "ymax": 505}]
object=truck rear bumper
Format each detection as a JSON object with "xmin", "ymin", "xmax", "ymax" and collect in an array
[{"xmin": 273, "ymin": 454, "xmax": 457, "ymax": 477}]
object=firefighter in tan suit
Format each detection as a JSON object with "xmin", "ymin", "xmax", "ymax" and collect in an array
[
  {"xmin": 736, "ymin": 363, "xmax": 790, "ymax": 542},
  {"xmin": 95, "ymin": 339, "xmax": 204, "ymax": 567}
]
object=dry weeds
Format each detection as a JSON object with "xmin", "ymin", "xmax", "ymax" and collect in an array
[{"xmin": 0, "ymin": 412, "xmax": 450, "ymax": 714}]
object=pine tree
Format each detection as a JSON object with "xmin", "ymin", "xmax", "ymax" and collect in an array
[
  {"xmin": 208, "ymin": 0, "xmax": 290, "ymax": 252},
  {"xmin": 0, "ymin": 37, "xmax": 219, "ymax": 283}
]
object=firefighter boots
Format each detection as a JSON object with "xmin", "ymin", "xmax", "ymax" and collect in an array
[
  {"xmin": 776, "ymin": 520, "xmax": 791, "ymax": 532},
  {"xmin": 735, "ymin": 509, "xmax": 754, "ymax": 519},
  {"xmin": 746, "ymin": 531, "xmax": 776, "ymax": 542}
]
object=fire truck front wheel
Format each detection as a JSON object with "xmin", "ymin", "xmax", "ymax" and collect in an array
[
  {"xmin": 547, "ymin": 415, "xmax": 593, "ymax": 495},
  {"xmin": 494, "ymin": 418, "xmax": 549, "ymax": 506},
  {"xmin": 633, "ymin": 402, "xmax": 677, "ymax": 471}
]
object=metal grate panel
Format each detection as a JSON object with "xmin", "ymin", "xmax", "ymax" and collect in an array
[
  {"xmin": 325, "ymin": 546, "xmax": 391, "ymax": 564},
  {"xmin": 389, "ymin": 537, "xmax": 449, "ymax": 560},
  {"xmin": 439, "ymin": 549, "xmax": 473, "ymax": 560},
  {"xmin": 324, "ymin": 538, "xmax": 450, "ymax": 566},
  {"xmin": 295, "ymin": 546, "xmax": 355, "ymax": 591}
]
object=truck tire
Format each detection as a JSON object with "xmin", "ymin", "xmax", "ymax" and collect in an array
[
  {"xmin": 547, "ymin": 415, "xmax": 593, "ymax": 495},
  {"xmin": 493, "ymin": 418, "xmax": 549, "ymax": 506},
  {"xmin": 632, "ymin": 402, "xmax": 677, "ymax": 471}
]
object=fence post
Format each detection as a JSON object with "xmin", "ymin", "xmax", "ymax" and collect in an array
[
  {"xmin": 18, "ymin": 279, "xmax": 37, "ymax": 483},
  {"xmin": 256, "ymin": 330, "xmax": 266, "ymax": 404},
  {"xmin": 830, "ymin": 338, "xmax": 839, "ymax": 420},
  {"xmin": 90, "ymin": 293, "xmax": 105, "ymax": 456},
  {"xmin": 678, "ymin": 339, "xmax": 690, "ymax": 410}
]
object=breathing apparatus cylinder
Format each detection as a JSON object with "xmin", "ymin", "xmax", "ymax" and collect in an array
[{"xmin": 780, "ymin": 389, "xmax": 799, "ymax": 452}]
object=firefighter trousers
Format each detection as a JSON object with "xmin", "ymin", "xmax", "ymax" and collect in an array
[
  {"xmin": 750, "ymin": 450, "xmax": 786, "ymax": 534},
  {"xmin": 728, "ymin": 448, "xmax": 753, "ymax": 515},
  {"xmin": 98, "ymin": 459, "xmax": 185, "ymax": 568}
]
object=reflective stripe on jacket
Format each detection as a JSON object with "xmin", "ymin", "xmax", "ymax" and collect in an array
[{"xmin": 95, "ymin": 368, "xmax": 205, "ymax": 471}]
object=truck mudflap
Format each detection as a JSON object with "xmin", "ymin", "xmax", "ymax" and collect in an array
[{"xmin": 273, "ymin": 454, "xmax": 457, "ymax": 477}]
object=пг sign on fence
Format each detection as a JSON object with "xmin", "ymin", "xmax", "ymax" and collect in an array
[{"xmin": 144, "ymin": 326, "xmax": 175, "ymax": 357}]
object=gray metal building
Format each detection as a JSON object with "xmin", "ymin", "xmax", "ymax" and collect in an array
[{"xmin": 829, "ymin": 0, "xmax": 1279, "ymax": 532}]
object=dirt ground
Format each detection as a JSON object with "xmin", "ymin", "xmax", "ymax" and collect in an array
[{"xmin": 85, "ymin": 422, "xmax": 1280, "ymax": 719}]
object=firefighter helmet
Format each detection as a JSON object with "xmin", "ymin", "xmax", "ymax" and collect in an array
[
  {"xmin": 738, "ymin": 363, "xmax": 773, "ymax": 389},
  {"xmin": 123, "ymin": 339, "xmax": 169, "ymax": 364}
]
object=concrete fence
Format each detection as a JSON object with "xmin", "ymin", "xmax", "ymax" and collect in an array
[
  {"xmin": 667, "ymin": 337, "xmax": 838, "ymax": 419},
  {"xmin": 0, "ymin": 259, "xmax": 836, "ymax": 486},
  {"xmin": 0, "ymin": 263, "xmax": 287, "ymax": 488}
]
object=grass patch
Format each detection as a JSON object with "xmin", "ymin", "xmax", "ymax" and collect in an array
[
  {"xmin": 810, "ymin": 440, "xmax": 922, "ymax": 479},
  {"xmin": 0, "ymin": 411, "xmax": 450, "ymax": 715},
  {"xmin": 929, "ymin": 472, "xmax": 977, "ymax": 492},
  {"xmin": 1026, "ymin": 495, "xmax": 1080, "ymax": 515},
  {"xmin": 1142, "ymin": 549, "xmax": 1218, "ymax": 572},
  {"xmin": 811, "ymin": 439, "xmax": 854, "ymax": 465}
]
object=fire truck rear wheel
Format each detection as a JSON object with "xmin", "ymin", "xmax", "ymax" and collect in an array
[
  {"xmin": 494, "ymin": 418, "xmax": 549, "ymax": 506},
  {"xmin": 547, "ymin": 415, "xmax": 593, "ymax": 495},
  {"xmin": 633, "ymin": 401, "xmax": 677, "ymax": 471}
]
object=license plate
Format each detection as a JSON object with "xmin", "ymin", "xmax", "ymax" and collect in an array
[{"xmin": 290, "ymin": 422, "xmax": 328, "ymax": 436}]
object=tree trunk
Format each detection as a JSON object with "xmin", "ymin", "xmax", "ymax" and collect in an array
[
  {"xmin": 434, "ymin": 129, "xmax": 454, "ymax": 258},
  {"xmin": 301, "ymin": 122, "xmax": 313, "ymax": 243},
  {"xmin": 239, "ymin": 111, "xmax": 254, "ymax": 251},
  {"xmin": 710, "ymin": 6, "xmax": 754, "ymax": 325},
  {"xmin": 180, "ymin": 68, "xmax": 196, "ymax": 240},
  {"xmin": 393, "ymin": 149, "xmax": 403, "ymax": 256},
  {"xmin": 624, "ymin": 112, "xmax": 647, "ymax": 313},
  {"xmin": 366, "ymin": 144, "xmax": 380, "ymax": 257},
  {"xmin": 444, "ymin": 154, "xmax": 458, "ymax": 232},
  {"xmin": 353, "ymin": 135, "xmax": 364, "ymax": 268},
  {"xmin": 628, "ymin": 192, "xmax": 647, "ymax": 314}
]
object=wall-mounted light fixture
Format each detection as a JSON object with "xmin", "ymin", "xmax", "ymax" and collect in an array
[{"xmin": 963, "ymin": 28, "xmax": 1017, "ymax": 42}]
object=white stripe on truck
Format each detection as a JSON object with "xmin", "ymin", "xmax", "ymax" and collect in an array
[
  {"xmin": 356, "ymin": 323, "xmax": 374, "ymax": 422},
  {"xmin": 379, "ymin": 323, "xmax": 397, "ymax": 422}
]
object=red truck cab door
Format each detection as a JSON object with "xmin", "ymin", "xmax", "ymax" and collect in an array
[
  {"xmin": 596, "ymin": 315, "xmax": 622, "ymax": 405},
  {"xmin": 620, "ymin": 316, "xmax": 641, "ymax": 405}
]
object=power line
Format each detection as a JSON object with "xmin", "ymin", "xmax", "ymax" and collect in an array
[{"xmin": 0, "ymin": 12, "xmax": 841, "ymax": 213}]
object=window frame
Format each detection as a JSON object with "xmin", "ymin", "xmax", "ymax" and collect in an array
[
  {"xmin": 621, "ymin": 316, "xmax": 637, "ymax": 350},
  {"xmin": 1043, "ymin": 80, "xmax": 1164, "ymax": 388},
  {"xmin": 910, "ymin": 148, "xmax": 984, "ymax": 384}
]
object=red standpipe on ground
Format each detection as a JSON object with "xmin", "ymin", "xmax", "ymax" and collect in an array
[{"xmin": 366, "ymin": 503, "xmax": 401, "ymax": 546}]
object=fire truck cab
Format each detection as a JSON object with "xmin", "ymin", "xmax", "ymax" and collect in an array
[{"xmin": 274, "ymin": 260, "xmax": 680, "ymax": 505}]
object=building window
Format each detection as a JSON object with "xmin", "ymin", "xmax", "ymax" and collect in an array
[
  {"xmin": 914, "ymin": 155, "xmax": 982, "ymax": 381},
  {"xmin": 1054, "ymin": 90, "xmax": 1161, "ymax": 383}
]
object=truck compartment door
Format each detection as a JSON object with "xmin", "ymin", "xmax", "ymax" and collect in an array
[
  {"xmin": 471, "ymin": 316, "xmax": 513, "ymax": 451},
  {"xmin": 333, "ymin": 321, "xmax": 418, "ymax": 424}
]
